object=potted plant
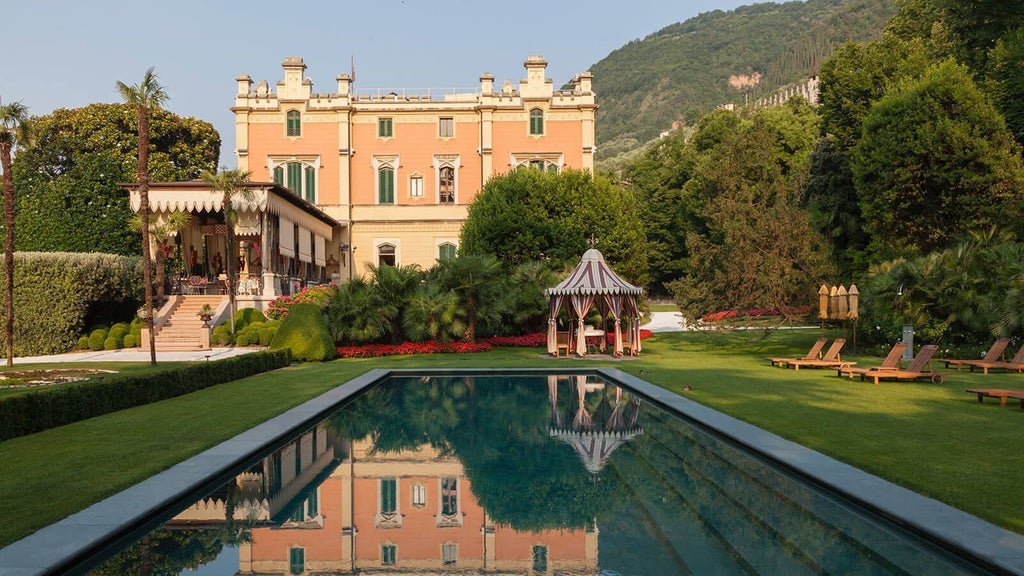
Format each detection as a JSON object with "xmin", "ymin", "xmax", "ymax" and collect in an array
[{"xmin": 197, "ymin": 303, "xmax": 215, "ymax": 325}]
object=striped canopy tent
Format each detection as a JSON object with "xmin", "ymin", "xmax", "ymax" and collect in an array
[{"xmin": 544, "ymin": 249, "xmax": 643, "ymax": 357}]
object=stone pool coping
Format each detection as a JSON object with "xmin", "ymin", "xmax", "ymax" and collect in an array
[{"xmin": 1, "ymin": 367, "xmax": 1023, "ymax": 575}]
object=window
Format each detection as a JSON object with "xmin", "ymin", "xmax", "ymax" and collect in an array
[
  {"xmin": 439, "ymin": 166, "xmax": 455, "ymax": 204},
  {"xmin": 442, "ymin": 543, "xmax": 457, "ymax": 566},
  {"xmin": 412, "ymin": 483, "xmax": 427, "ymax": 507},
  {"xmin": 441, "ymin": 477, "xmax": 458, "ymax": 516},
  {"xmin": 439, "ymin": 117, "xmax": 454, "ymax": 138},
  {"xmin": 529, "ymin": 108, "xmax": 544, "ymax": 135},
  {"xmin": 410, "ymin": 175, "xmax": 424, "ymax": 198},
  {"xmin": 382, "ymin": 544, "xmax": 397, "ymax": 566},
  {"xmin": 438, "ymin": 243, "xmax": 456, "ymax": 262},
  {"xmin": 294, "ymin": 439, "xmax": 302, "ymax": 477},
  {"xmin": 378, "ymin": 166, "xmax": 395, "ymax": 204},
  {"xmin": 289, "ymin": 548, "xmax": 305, "ymax": 575},
  {"xmin": 286, "ymin": 110, "xmax": 301, "ymax": 137},
  {"xmin": 380, "ymin": 477, "xmax": 397, "ymax": 514},
  {"xmin": 270, "ymin": 157, "xmax": 319, "ymax": 202},
  {"xmin": 378, "ymin": 117, "xmax": 393, "ymax": 138},
  {"xmin": 378, "ymin": 244, "xmax": 396, "ymax": 267},
  {"xmin": 532, "ymin": 545, "xmax": 548, "ymax": 572}
]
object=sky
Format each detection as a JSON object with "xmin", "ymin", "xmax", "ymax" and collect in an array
[{"xmin": 1, "ymin": 0, "xmax": 752, "ymax": 167}]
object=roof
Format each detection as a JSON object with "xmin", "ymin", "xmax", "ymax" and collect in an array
[{"xmin": 545, "ymin": 249, "xmax": 643, "ymax": 296}]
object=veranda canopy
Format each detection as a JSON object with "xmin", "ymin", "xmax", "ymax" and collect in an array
[{"xmin": 544, "ymin": 249, "xmax": 643, "ymax": 357}]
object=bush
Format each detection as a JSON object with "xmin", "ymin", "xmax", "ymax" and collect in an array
[
  {"xmin": 0, "ymin": 350, "xmax": 292, "ymax": 441},
  {"xmin": 257, "ymin": 327, "xmax": 276, "ymax": 346},
  {"xmin": 77, "ymin": 336, "xmax": 89, "ymax": 350},
  {"xmin": 211, "ymin": 325, "xmax": 233, "ymax": 346},
  {"xmin": 233, "ymin": 308, "xmax": 267, "ymax": 332},
  {"xmin": 269, "ymin": 302, "xmax": 336, "ymax": 361},
  {"xmin": 103, "ymin": 337, "xmax": 119, "ymax": 350},
  {"xmin": 88, "ymin": 329, "xmax": 107, "ymax": 351},
  {"xmin": 123, "ymin": 334, "xmax": 137, "ymax": 348},
  {"xmin": 235, "ymin": 333, "xmax": 251, "ymax": 346}
]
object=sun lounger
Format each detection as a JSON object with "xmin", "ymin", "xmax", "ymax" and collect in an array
[
  {"xmin": 768, "ymin": 338, "xmax": 827, "ymax": 367},
  {"xmin": 940, "ymin": 338, "xmax": 1010, "ymax": 371},
  {"xmin": 784, "ymin": 339, "xmax": 855, "ymax": 370},
  {"xmin": 838, "ymin": 342, "xmax": 907, "ymax": 379},
  {"xmin": 949, "ymin": 343, "xmax": 1024, "ymax": 375},
  {"xmin": 965, "ymin": 388, "xmax": 1024, "ymax": 407},
  {"xmin": 841, "ymin": 344, "xmax": 941, "ymax": 384}
]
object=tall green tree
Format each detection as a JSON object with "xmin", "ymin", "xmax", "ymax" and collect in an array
[
  {"xmin": 461, "ymin": 168, "xmax": 647, "ymax": 285},
  {"xmin": 118, "ymin": 67, "xmax": 168, "ymax": 365},
  {"xmin": 200, "ymin": 169, "xmax": 252, "ymax": 330},
  {"xmin": 851, "ymin": 59, "xmax": 1024, "ymax": 257},
  {"xmin": 11, "ymin": 104, "xmax": 219, "ymax": 254},
  {"xmin": 0, "ymin": 100, "xmax": 30, "ymax": 366}
]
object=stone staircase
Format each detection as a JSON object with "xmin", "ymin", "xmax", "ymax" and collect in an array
[{"xmin": 152, "ymin": 295, "xmax": 224, "ymax": 351}]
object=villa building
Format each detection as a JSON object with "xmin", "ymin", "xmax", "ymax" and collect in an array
[{"xmin": 232, "ymin": 55, "xmax": 596, "ymax": 279}]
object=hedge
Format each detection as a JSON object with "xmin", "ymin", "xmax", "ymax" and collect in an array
[
  {"xmin": 0, "ymin": 252, "xmax": 143, "ymax": 356},
  {"xmin": 0, "ymin": 349, "xmax": 291, "ymax": 441}
]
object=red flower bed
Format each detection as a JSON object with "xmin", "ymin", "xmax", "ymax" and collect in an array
[
  {"xmin": 336, "ymin": 340, "xmax": 493, "ymax": 358},
  {"xmin": 483, "ymin": 333, "xmax": 547, "ymax": 347},
  {"xmin": 701, "ymin": 306, "xmax": 810, "ymax": 323},
  {"xmin": 267, "ymin": 284, "xmax": 336, "ymax": 320}
]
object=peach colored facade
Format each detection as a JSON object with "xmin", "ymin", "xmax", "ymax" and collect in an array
[
  {"xmin": 238, "ymin": 441, "xmax": 597, "ymax": 574},
  {"xmin": 233, "ymin": 55, "xmax": 596, "ymax": 278}
]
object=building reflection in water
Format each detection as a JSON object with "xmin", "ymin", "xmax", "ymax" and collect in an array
[{"xmin": 154, "ymin": 375, "xmax": 641, "ymax": 574}]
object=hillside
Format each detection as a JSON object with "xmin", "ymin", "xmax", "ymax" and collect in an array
[{"xmin": 591, "ymin": 0, "xmax": 895, "ymax": 158}]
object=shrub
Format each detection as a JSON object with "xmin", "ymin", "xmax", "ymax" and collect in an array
[
  {"xmin": 233, "ymin": 308, "xmax": 267, "ymax": 332},
  {"xmin": 0, "ymin": 350, "xmax": 292, "ymax": 441},
  {"xmin": 269, "ymin": 302, "xmax": 336, "ymax": 361},
  {"xmin": 257, "ymin": 327, "xmax": 276, "ymax": 346},
  {"xmin": 88, "ymin": 329, "xmax": 107, "ymax": 351},
  {"xmin": 108, "ymin": 323, "xmax": 129, "ymax": 346},
  {"xmin": 211, "ymin": 325, "xmax": 233, "ymax": 346},
  {"xmin": 266, "ymin": 285, "xmax": 335, "ymax": 320},
  {"xmin": 235, "ymin": 333, "xmax": 251, "ymax": 346},
  {"xmin": 77, "ymin": 336, "xmax": 89, "ymax": 350},
  {"xmin": 123, "ymin": 334, "xmax": 137, "ymax": 348},
  {"xmin": 103, "ymin": 337, "xmax": 119, "ymax": 350}
]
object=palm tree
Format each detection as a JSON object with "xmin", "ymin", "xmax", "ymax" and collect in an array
[
  {"xmin": 117, "ymin": 67, "xmax": 168, "ymax": 366},
  {"xmin": 129, "ymin": 211, "xmax": 190, "ymax": 304},
  {"xmin": 200, "ymin": 168, "xmax": 253, "ymax": 331},
  {"xmin": 435, "ymin": 254, "xmax": 502, "ymax": 342},
  {"xmin": 368, "ymin": 262, "xmax": 423, "ymax": 343},
  {"xmin": 0, "ymin": 100, "xmax": 29, "ymax": 367}
]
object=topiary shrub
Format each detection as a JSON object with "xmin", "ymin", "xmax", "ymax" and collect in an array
[
  {"xmin": 233, "ymin": 308, "xmax": 267, "ymax": 332},
  {"xmin": 77, "ymin": 336, "xmax": 90, "ymax": 350},
  {"xmin": 235, "ymin": 333, "xmax": 251, "ymax": 346},
  {"xmin": 257, "ymin": 327, "xmax": 276, "ymax": 346},
  {"xmin": 88, "ymin": 329, "xmax": 107, "ymax": 351},
  {"xmin": 211, "ymin": 324, "xmax": 233, "ymax": 346},
  {"xmin": 103, "ymin": 337, "xmax": 119, "ymax": 350},
  {"xmin": 123, "ymin": 334, "xmax": 137, "ymax": 348},
  {"xmin": 268, "ymin": 302, "xmax": 336, "ymax": 362}
]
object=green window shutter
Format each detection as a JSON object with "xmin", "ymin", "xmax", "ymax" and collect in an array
[
  {"xmin": 530, "ymin": 109, "xmax": 544, "ymax": 135},
  {"xmin": 286, "ymin": 111, "xmax": 301, "ymax": 136},
  {"xmin": 379, "ymin": 167, "xmax": 394, "ymax": 204},
  {"xmin": 379, "ymin": 118, "xmax": 393, "ymax": 137},
  {"xmin": 287, "ymin": 163, "xmax": 302, "ymax": 193},
  {"xmin": 381, "ymin": 478, "xmax": 397, "ymax": 513},
  {"xmin": 289, "ymin": 548, "xmax": 304, "ymax": 574},
  {"xmin": 439, "ymin": 244, "xmax": 455, "ymax": 262},
  {"xmin": 304, "ymin": 166, "xmax": 316, "ymax": 202},
  {"xmin": 382, "ymin": 544, "xmax": 397, "ymax": 565},
  {"xmin": 273, "ymin": 166, "xmax": 284, "ymax": 185}
]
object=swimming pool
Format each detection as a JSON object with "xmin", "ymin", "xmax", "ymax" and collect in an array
[{"xmin": 1, "ymin": 369, "xmax": 1023, "ymax": 575}]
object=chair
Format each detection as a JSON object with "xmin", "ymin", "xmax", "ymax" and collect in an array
[
  {"xmin": 940, "ymin": 338, "xmax": 1010, "ymax": 371},
  {"xmin": 950, "ymin": 343, "xmax": 1024, "ymax": 375},
  {"xmin": 555, "ymin": 331, "xmax": 570, "ymax": 357},
  {"xmin": 843, "ymin": 344, "xmax": 942, "ymax": 384},
  {"xmin": 768, "ymin": 338, "xmax": 827, "ymax": 367},
  {"xmin": 965, "ymin": 388, "xmax": 1024, "ymax": 407},
  {"xmin": 838, "ymin": 342, "xmax": 908, "ymax": 379},
  {"xmin": 784, "ymin": 339, "xmax": 855, "ymax": 370}
]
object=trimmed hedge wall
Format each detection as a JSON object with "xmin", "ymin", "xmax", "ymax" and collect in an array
[
  {"xmin": 0, "ymin": 252, "xmax": 143, "ymax": 356},
  {"xmin": 0, "ymin": 349, "xmax": 292, "ymax": 441}
]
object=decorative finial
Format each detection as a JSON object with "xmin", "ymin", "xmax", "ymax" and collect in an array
[{"xmin": 588, "ymin": 236, "xmax": 598, "ymax": 247}]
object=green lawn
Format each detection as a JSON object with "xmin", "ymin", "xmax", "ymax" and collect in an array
[{"xmin": 2, "ymin": 330, "xmax": 1023, "ymax": 547}]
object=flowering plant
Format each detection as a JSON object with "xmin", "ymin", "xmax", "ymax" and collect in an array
[
  {"xmin": 267, "ymin": 284, "xmax": 336, "ymax": 320},
  {"xmin": 196, "ymin": 304, "xmax": 214, "ymax": 318}
]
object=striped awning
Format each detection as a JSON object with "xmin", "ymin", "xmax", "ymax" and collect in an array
[{"xmin": 545, "ymin": 249, "xmax": 642, "ymax": 296}]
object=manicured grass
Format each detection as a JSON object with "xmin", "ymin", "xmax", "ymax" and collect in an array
[
  {"xmin": 0, "ymin": 362, "xmax": 190, "ymax": 399},
  {"xmin": 2, "ymin": 331, "xmax": 1023, "ymax": 547}
]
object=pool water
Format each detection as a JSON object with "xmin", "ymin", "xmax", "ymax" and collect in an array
[{"xmin": 78, "ymin": 372, "xmax": 993, "ymax": 575}]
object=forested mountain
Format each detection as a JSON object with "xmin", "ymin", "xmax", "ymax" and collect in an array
[{"xmin": 591, "ymin": 0, "xmax": 895, "ymax": 157}]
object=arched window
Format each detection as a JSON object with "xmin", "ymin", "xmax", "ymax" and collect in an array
[
  {"xmin": 269, "ymin": 157, "xmax": 319, "ymax": 203},
  {"xmin": 439, "ymin": 166, "xmax": 455, "ymax": 204},
  {"xmin": 529, "ymin": 108, "xmax": 544, "ymax": 135},
  {"xmin": 438, "ymin": 242, "xmax": 456, "ymax": 262},
  {"xmin": 378, "ymin": 243, "xmax": 396, "ymax": 267},
  {"xmin": 286, "ymin": 110, "xmax": 301, "ymax": 137}
]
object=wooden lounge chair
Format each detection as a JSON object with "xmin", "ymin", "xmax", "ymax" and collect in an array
[
  {"xmin": 784, "ymin": 339, "xmax": 856, "ymax": 370},
  {"xmin": 838, "ymin": 342, "xmax": 908, "ymax": 379},
  {"xmin": 555, "ymin": 331, "xmax": 571, "ymax": 357},
  {"xmin": 843, "ymin": 344, "xmax": 942, "ymax": 384},
  {"xmin": 768, "ymin": 338, "xmax": 827, "ymax": 367},
  {"xmin": 1009, "ymin": 393, "xmax": 1024, "ymax": 410},
  {"xmin": 965, "ymin": 388, "xmax": 1024, "ymax": 407},
  {"xmin": 940, "ymin": 338, "xmax": 1010, "ymax": 371},
  {"xmin": 951, "ymin": 343, "xmax": 1024, "ymax": 375}
]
